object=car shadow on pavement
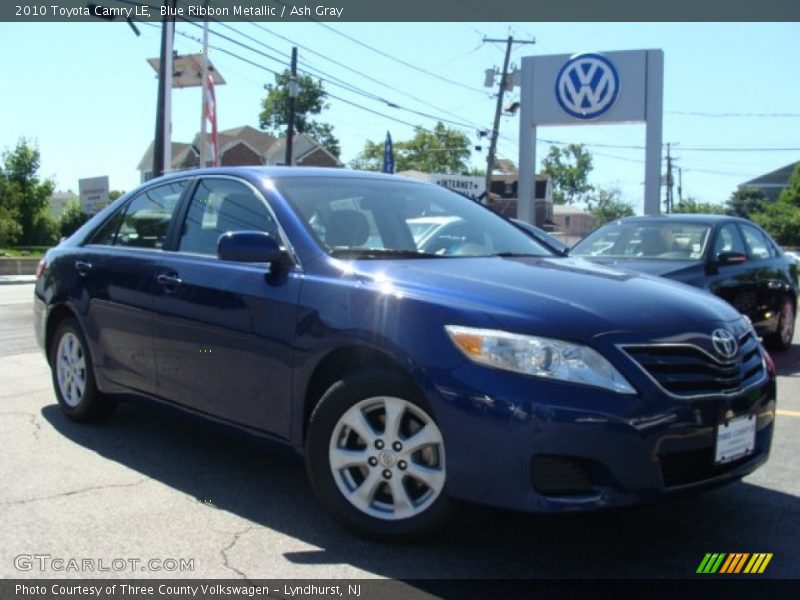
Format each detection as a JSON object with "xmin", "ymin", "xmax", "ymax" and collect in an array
[{"xmin": 41, "ymin": 400, "xmax": 800, "ymax": 579}]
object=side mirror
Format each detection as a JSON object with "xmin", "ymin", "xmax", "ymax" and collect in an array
[
  {"xmin": 217, "ymin": 231, "xmax": 291, "ymax": 266},
  {"xmin": 717, "ymin": 251, "xmax": 748, "ymax": 266},
  {"xmin": 706, "ymin": 250, "xmax": 747, "ymax": 274}
]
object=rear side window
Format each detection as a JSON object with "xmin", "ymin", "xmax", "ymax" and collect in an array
[
  {"xmin": 112, "ymin": 181, "xmax": 187, "ymax": 249},
  {"xmin": 178, "ymin": 178, "xmax": 278, "ymax": 255}
]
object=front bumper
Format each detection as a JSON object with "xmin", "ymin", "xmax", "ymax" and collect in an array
[{"xmin": 425, "ymin": 358, "xmax": 775, "ymax": 513}]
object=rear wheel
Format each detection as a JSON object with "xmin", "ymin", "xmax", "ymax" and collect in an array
[
  {"xmin": 50, "ymin": 317, "xmax": 116, "ymax": 421},
  {"xmin": 765, "ymin": 299, "xmax": 795, "ymax": 351},
  {"xmin": 306, "ymin": 371, "xmax": 450, "ymax": 539}
]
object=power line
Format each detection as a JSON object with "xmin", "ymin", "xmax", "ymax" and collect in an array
[
  {"xmin": 262, "ymin": 0, "xmax": 489, "ymax": 96},
  {"xmin": 668, "ymin": 111, "xmax": 800, "ymax": 118},
  {"xmin": 241, "ymin": 19, "xmax": 490, "ymax": 128},
  {"xmin": 177, "ymin": 17, "xmax": 484, "ymax": 132},
  {"xmin": 168, "ymin": 26, "xmax": 467, "ymax": 140}
]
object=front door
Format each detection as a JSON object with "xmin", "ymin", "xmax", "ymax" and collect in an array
[{"xmin": 152, "ymin": 177, "xmax": 301, "ymax": 439}]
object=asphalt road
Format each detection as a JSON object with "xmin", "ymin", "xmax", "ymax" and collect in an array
[{"xmin": 1, "ymin": 283, "xmax": 799, "ymax": 581}]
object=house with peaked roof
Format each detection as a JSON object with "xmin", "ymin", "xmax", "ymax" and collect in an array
[
  {"xmin": 740, "ymin": 161, "xmax": 799, "ymax": 202},
  {"xmin": 137, "ymin": 125, "xmax": 340, "ymax": 182}
]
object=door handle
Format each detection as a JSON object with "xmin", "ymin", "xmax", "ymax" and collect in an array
[
  {"xmin": 156, "ymin": 273, "xmax": 182, "ymax": 290},
  {"xmin": 74, "ymin": 261, "xmax": 92, "ymax": 276}
]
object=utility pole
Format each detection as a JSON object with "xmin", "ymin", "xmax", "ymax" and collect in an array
[
  {"xmin": 678, "ymin": 167, "xmax": 683, "ymax": 203},
  {"xmin": 285, "ymin": 47, "xmax": 298, "ymax": 166},
  {"xmin": 482, "ymin": 36, "xmax": 535, "ymax": 204},
  {"xmin": 664, "ymin": 143, "xmax": 673, "ymax": 214},
  {"xmin": 199, "ymin": 0, "xmax": 210, "ymax": 168},
  {"xmin": 153, "ymin": 0, "xmax": 176, "ymax": 179}
]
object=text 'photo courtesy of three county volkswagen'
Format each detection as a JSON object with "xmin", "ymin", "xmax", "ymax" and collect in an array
[{"xmin": 34, "ymin": 167, "xmax": 777, "ymax": 539}]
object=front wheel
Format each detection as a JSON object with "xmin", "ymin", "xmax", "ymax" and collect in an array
[
  {"xmin": 306, "ymin": 371, "xmax": 450, "ymax": 539},
  {"xmin": 50, "ymin": 316, "xmax": 116, "ymax": 422},
  {"xmin": 765, "ymin": 299, "xmax": 795, "ymax": 351}
]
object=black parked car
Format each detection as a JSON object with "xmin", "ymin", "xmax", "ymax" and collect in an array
[{"xmin": 571, "ymin": 215, "xmax": 798, "ymax": 350}]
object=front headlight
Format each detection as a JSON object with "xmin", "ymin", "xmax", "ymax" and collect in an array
[{"xmin": 445, "ymin": 325, "xmax": 636, "ymax": 395}]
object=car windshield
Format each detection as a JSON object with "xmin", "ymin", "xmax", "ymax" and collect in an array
[
  {"xmin": 275, "ymin": 176, "xmax": 554, "ymax": 259},
  {"xmin": 572, "ymin": 221, "xmax": 711, "ymax": 261}
]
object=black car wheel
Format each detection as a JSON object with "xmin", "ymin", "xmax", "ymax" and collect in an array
[
  {"xmin": 306, "ymin": 370, "xmax": 451, "ymax": 539},
  {"xmin": 765, "ymin": 299, "xmax": 796, "ymax": 351},
  {"xmin": 50, "ymin": 316, "xmax": 116, "ymax": 421}
]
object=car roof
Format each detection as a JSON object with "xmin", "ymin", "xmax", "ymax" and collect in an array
[
  {"xmin": 611, "ymin": 214, "xmax": 740, "ymax": 225},
  {"xmin": 153, "ymin": 166, "xmax": 421, "ymax": 184}
]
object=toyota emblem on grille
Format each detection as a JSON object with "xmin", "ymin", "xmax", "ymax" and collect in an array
[{"xmin": 711, "ymin": 329, "xmax": 738, "ymax": 360}]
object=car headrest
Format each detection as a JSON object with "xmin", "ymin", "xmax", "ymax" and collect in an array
[{"xmin": 326, "ymin": 209, "xmax": 370, "ymax": 247}]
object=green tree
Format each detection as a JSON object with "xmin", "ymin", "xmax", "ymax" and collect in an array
[
  {"xmin": 776, "ymin": 163, "xmax": 800, "ymax": 207},
  {"xmin": 749, "ymin": 164, "xmax": 800, "ymax": 245},
  {"xmin": 672, "ymin": 197, "xmax": 726, "ymax": 215},
  {"xmin": 349, "ymin": 123, "xmax": 471, "ymax": 174},
  {"xmin": 109, "ymin": 190, "xmax": 125, "ymax": 202},
  {"xmin": 541, "ymin": 144, "xmax": 594, "ymax": 205},
  {"xmin": 58, "ymin": 199, "xmax": 91, "ymax": 238},
  {"xmin": 348, "ymin": 140, "xmax": 385, "ymax": 171},
  {"xmin": 726, "ymin": 187, "xmax": 766, "ymax": 218},
  {"xmin": 586, "ymin": 187, "xmax": 634, "ymax": 226},
  {"xmin": 259, "ymin": 71, "xmax": 341, "ymax": 158},
  {"xmin": 751, "ymin": 201, "xmax": 800, "ymax": 246},
  {"xmin": 0, "ymin": 139, "xmax": 57, "ymax": 245},
  {"xmin": 0, "ymin": 170, "xmax": 22, "ymax": 246}
]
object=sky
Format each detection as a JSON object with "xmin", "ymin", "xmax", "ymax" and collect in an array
[{"xmin": 1, "ymin": 20, "xmax": 798, "ymax": 214}]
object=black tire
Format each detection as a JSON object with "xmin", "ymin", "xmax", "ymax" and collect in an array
[
  {"xmin": 765, "ymin": 298, "xmax": 795, "ymax": 352},
  {"xmin": 49, "ymin": 316, "xmax": 117, "ymax": 422},
  {"xmin": 306, "ymin": 370, "xmax": 451, "ymax": 540}
]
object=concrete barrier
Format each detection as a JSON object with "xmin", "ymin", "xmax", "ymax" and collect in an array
[{"xmin": 0, "ymin": 258, "xmax": 40, "ymax": 276}]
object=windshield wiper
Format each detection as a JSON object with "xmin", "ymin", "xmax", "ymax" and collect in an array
[
  {"xmin": 330, "ymin": 248, "xmax": 443, "ymax": 259},
  {"xmin": 490, "ymin": 252, "xmax": 548, "ymax": 258}
]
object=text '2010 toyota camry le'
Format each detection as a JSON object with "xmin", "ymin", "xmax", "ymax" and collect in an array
[{"xmin": 34, "ymin": 168, "xmax": 776, "ymax": 538}]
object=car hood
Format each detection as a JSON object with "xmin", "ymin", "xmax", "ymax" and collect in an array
[
  {"xmin": 341, "ymin": 256, "xmax": 738, "ymax": 339},
  {"xmin": 576, "ymin": 256, "xmax": 700, "ymax": 277}
]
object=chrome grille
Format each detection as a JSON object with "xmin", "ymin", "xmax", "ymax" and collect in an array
[{"xmin": 622, "ymin": 330, "xmax": 765, "ymax": 398}]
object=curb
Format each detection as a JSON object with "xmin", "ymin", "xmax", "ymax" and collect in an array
[{"xmin": 0, "ymin": 275, "xmax": 37, "ymax": 285}]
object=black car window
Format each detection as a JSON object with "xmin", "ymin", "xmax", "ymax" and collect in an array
[
  {"xmin": 713, "ymin": 224, "xmax": 747, "ymax": 258},
  {"xmin": 179, "ymin": 178, "xmax": 278, "ymax": 256},
  {"xmin": 114, "ymin": 181, "xmax": 187, "ymax": 249},
  {"xmin": 739, "ymin": 224, "xmax": 773, "ymax": 260},
  {"xmin": 89, "ymin": 211, "xmax": 124, "ymax": 246},
  {"xmin": 572, "ymin": 221, "xmax": 710, "ymax": 260}
]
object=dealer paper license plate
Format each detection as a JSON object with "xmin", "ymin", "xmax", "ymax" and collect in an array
[{"xmin": 715, "ymin": 415, "xmax": 756, "ymax": 464}]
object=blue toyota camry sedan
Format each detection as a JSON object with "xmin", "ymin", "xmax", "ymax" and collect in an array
[{"xmin": 34, "ymin": 167, "xmax": 776, "ymax": 538}]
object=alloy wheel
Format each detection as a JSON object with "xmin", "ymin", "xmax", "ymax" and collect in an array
[{"xmin": 328, "ymin": 396, "xmax": 445, "ymax": 521}]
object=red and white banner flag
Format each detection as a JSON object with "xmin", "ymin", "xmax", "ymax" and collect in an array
[{"xmin": 204, "ymin": 75, "xmax": 219, "ymax": 167}]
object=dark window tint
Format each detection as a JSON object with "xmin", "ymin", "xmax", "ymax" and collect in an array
[
  {"xmin": 179, "ymin": 178, "xmax": 278, "ymax": 256},
  {"xmin": 90, "ymin": 211, "xmax": 124, "ymax": 245},
  {"xmin": 115, "ymin": 181, "xmax": 187, "ymax": 249}
]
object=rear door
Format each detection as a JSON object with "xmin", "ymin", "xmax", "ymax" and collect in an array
[
  {"xmin": 706, "ymin": 222, "xmax": 760, "ymax": 322},
  {"xmin": 152, "ymin": 176, "xmax": 302, "ymax": 438},
  {"xmin": 738, "ymin": 222, "xmax": 791, "ymax": 330},
  {"xmin": 79, "ymin": 179, "xmax": 188, "ymax": 395}
]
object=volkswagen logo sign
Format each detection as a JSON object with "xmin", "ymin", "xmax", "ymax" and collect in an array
[
  {"xmin": 711, "ymin": 329, "xmax": 739, "ymax": 360},
  {"xmin": 555, "ymin": 53, "xmax": 620, "ymax": 120}
]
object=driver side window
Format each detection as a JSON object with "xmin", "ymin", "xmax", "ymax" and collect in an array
[
  {"xmin": 713, "ymin": 224, "xmax": 746, "ymax": 259},
  {"xmin": 179, "ymin": 178, "xmax": 278, "ymax": 256}
]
